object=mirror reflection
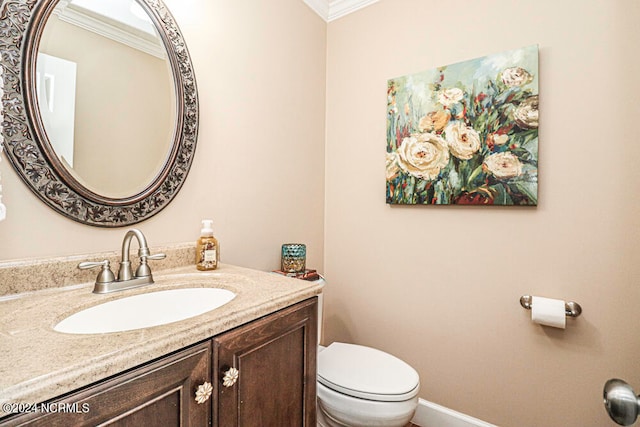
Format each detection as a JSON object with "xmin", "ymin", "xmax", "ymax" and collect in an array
[{"xmin": 36, "ymin": 0, "xmax": 176, "ymax": 198}]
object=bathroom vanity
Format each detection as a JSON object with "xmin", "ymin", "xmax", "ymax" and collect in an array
[
  {"xmin": 0, "ymin": 246, "xmax": 321, "ymax": 426},
  {"xmin": 2, "ymin": 299, "xmax": 317, "ymax": 426}
]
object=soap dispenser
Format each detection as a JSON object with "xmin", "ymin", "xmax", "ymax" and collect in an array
[{"xmin": 196, "ymin": 219, "xmax": 219, "ymax": 271}]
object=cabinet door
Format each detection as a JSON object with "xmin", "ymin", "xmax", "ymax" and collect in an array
[
  {"xmin": 214, "ymin": 297, "xmax": 317, "ymax": 427},
  {"xmin": 2, "ymin": 342, "xmax": 211, "ymax": 427}
]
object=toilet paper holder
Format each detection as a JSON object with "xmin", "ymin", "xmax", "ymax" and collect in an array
[{"xmin": 519, "ymin": 295, "xmax": 582, "ymax": 318}]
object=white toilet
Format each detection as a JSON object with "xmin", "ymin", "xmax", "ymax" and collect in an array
[{"xmin": 315, "ymin": 281, "xmax": 420, "ymax": 427}]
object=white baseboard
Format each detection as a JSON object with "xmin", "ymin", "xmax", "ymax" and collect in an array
[{"xmin": 411, "ymin": 398, "xmax": 496, "ymax": 427}]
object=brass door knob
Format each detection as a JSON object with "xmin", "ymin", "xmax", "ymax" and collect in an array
[
  {"xmin": 222, "ymin": 367, "xmax": 239, "ymax": 387},
  {"xmin": 195, "ymin": 382, "xmax": 213, "ymax": 404}
]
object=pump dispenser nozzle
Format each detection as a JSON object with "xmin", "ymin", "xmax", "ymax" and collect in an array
[{"xmin": 201, "ymin": 219, "xmax": 214, "ymax": 236}]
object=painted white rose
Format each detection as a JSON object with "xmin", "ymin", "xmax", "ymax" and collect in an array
[
  {"xmin": 514, "ymin": 95, "xmax": 539, "ymax": 129},
  {"xmin": 386, "ymin": 152, "xmax": 400, "ymax": 180},
  {"xmin": 396, "ymin": 133, "xmax": 449, "ymax": 181},
  {"xmin": 501, "ymin": 67, "xmax": 533, "ymax": 87},
  {"xmin": 444, "ymin": 121, "xmax": 481, "ymax": 160},
  {"xmin": 418, "ymin": 110, "xmax": 451, "ymax": 132},
  {"xmin": 483, "ymin": 152, "xmax": 523, "ymax": 179},
  {"xmin": 438, "ymin": 88, "xmax": 464, "ymax": 107}
]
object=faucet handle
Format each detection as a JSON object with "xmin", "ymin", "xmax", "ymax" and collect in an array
[
  {"xmin": 145, "ymin": 253, "xmax": 167, "ymax": 261},
  {"xmin": 78, "ymin": 260, "xmax": 116, "ymax": 284}
]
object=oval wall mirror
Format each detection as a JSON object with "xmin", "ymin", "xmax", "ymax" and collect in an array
[{"xmin": 0, "ymin": 0, "xmax": 198, "ymax": 227}]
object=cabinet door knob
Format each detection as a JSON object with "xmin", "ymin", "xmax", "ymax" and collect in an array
[
  {"xmin": 222, "ymin": 367, "xmax": 239, "ymax": 387},
  {"xmin": 195, "ymin": 381, "xmax": 213, "ymax": 404}
]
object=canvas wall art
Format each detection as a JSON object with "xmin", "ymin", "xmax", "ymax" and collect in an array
[{"xmin": 386, "ymin": 45, "xmax": 538, "ymax": 205}]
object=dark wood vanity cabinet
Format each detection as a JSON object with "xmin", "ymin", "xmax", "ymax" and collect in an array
[
  {"xmin": 214, "ymin": 297, "xmax": 317, "ymax": 426},
  {"xmin": 1, "ymin": 297, "xmax": 317, "ymax": 427},
  {"xmin": 1, "ymin": 342, "xmax": 212, "ymax": 426}
]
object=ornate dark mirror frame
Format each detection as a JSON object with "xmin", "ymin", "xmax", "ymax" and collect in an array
[{"xmin": 0, "ymin": 0, "xmax": 198, "ymax": 227}]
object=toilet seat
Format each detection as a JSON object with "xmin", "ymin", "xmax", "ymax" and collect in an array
[{"xmin": 318, "ymin": 342, "xmax": 420, "ymax": 402}]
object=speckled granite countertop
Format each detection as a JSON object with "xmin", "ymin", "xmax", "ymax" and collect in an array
[{"xmin": 0, "ymin": 247, "xmax": 322, "ymax": 416}]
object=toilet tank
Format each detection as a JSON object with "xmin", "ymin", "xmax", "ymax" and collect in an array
[{"xmin": 314, "ymin": 277, "xmax": 326, "ymax": 346}]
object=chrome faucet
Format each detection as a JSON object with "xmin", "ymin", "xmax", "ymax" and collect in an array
[{"xmin": 78, "ymin": 229, "xmax": 166, "ymax": 294}]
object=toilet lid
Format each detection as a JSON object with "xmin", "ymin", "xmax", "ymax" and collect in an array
[{"xmin": 318, "ymin": 342, "xmax": 420, "ymax": 402}]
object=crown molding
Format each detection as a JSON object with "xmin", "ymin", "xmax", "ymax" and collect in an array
[
  {"xmin": 328, "ymin": 0, "xmax": 379, "ymax": 21},
  {"xmin": 52, "ymin": 1, "xmax": 166, "ymax": 59},
  {"xmin": 303, "ymin": 0, "xmax": 379, "ymax": 22},
  {"xmin": 303, "ymin": 0, "xmax": 330, "ymax": 21}
]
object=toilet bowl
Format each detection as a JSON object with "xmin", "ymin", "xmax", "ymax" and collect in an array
[
  {"xmin": 316, "ymin": 342, "xmax": 420, "ymax": 427},
  {"xmin": 314, "ymin": 278, "xmax": 420, "ymax": 427}
]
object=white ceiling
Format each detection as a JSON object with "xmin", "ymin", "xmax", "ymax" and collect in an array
[{"xmin": 303, "ymin": 0, "xmax": 379, "ymax": 22}]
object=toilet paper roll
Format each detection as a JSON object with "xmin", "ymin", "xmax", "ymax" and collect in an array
[{"xmin": 531, "ymin": 296, "xmax": 566, "ymax": 329}]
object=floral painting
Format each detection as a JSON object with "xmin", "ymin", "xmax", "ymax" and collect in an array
[{"xmin": 386, "ymin": 45, "xmax": 539, "ymax": 205}]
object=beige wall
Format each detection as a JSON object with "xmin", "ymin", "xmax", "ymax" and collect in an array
[
  {"xmin": 324, "ymin": 0, "xmax": 640, "ymax": 426},
  {"xmin": 0, "ymin": 0, "xmax": 326, "ymax": 273}
]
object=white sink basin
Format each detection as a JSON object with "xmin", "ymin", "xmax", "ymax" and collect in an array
[{"xmin": 54, "ymin": 288, "xmax": 236, "ymax": 334}]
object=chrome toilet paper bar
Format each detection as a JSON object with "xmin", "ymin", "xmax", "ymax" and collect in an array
[{"xmin": 519, "ymin": 295, "xmax": 582, "ymax": 318}]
